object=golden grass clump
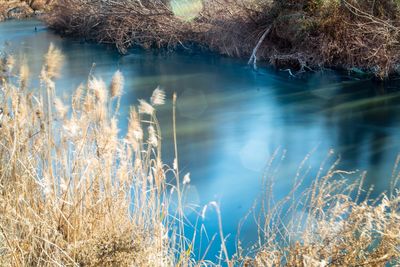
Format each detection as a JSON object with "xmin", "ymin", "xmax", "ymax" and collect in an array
[
  {"xmin": 0, "ymin": 45, "xmax": 186, "ymax": 266},
  {"xmin": 241, "ymin": 155, "xmax": 400, "ymax": 266}
]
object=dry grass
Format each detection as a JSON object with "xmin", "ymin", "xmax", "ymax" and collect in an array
[
  {"xmin": 0, "ymin": 45, "xmax": 189, "ymax": 266},
  {"xmin": 1, "ymin": 45, "xmax": 400, "ymax": 266},
  {"xmin": 263, "ymin": 0, "xmax": 400, "ymax": 79},
  {"xmin": 238, "ymin": 153, "xmax": 400, "ymax": 266},
  {"xmin": 45, "ymin": 0, "xmax": 202, "ymax": 54}
]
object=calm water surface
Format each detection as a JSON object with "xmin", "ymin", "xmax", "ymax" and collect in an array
[{"xmin": 1, "ymin": 19, "xmax": 400, "ymax": 260}]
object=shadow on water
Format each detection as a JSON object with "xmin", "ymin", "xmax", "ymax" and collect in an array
[{"xmin": 1, "ymin": 19, "xmax": 400, "ymax": 262}]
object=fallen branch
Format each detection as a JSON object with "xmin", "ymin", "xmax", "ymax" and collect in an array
[{"xmin": 247, "ymin": 26, "xmax": 271, "ymax": 69}]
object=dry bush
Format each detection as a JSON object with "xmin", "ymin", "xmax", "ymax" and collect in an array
[
  {"xmin": 45, "ymin": 0, "xmax": 400, "ymax": 78},
  {"xmin": 306, "ymin": 0, "xmax": 400, "ymax": 78},
  {"xmin": 253, "ymin": 0, "xmax": 400, "ymax": 78},
  {"xmin": 24, "ymin": 0, "xmax": 54, "ymax": 11},
  {"xmin": 45, "ymin": 0, "xmax": 204, "ymax": 53},
  {"xmin": 45, "ymin": 0, "xmax": 268, "ymax": 56},
  {"xmin": 239, "ymin": 155, "xmax": 400, "ymax": 266},
  {"xmin": 0, "ymin": 45, "xmax": 191, "ymax": 266}
]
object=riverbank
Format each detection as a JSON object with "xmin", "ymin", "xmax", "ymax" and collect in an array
[
  {"xmin": 44, "ymin": 0, "xmax": 400, "ymax": 79},
  {"xmin": 0, "ymin": 0, "xmax": 50, "ymax": 21}
]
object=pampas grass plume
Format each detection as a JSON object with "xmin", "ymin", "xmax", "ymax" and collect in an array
[
  {"xmin": 151, "ymin": 87, "xmax": 165, "ymax": 106},
  {"xmin": 148, "ymin": 125, "xmax": 158, "ymax": 147},
  {"xmin": 19, "ymin": 62, "xmax": 29, "ymax": 89},
  {"xmin": 138, "ymin": 99, "xmax": 154, "ymax": 115},
  {"xmin": 6, "ymin": 55, "xmax": 15, "ymax": 72},
  {"xmin": 54, "ymin": 97, "xmax": 68, "ymax": 119},
  {"xmin": 89, "ymin": 77, "xmax": 108, "ymax": 104},
  {"xmin": 110, "ymin": 70, "xmax": 124, "ymax": 98},
  {"xmin": 44, "ymin": 43, "xmax": 64, "ymax": 79}
]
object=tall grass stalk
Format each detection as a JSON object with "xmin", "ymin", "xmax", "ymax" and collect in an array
[{"xmin": 240, "ymin": 150, "xmax": 400, "ymax": 266}]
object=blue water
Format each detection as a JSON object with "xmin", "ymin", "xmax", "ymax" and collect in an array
[{"xmin": 1, "ymin": 19, "xmax": 400, "ymax": 262}]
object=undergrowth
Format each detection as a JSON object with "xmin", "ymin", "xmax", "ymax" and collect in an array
[
  {"xmin": 241, "ymin": 153, "xmax": 400, "ymax": 266},
  {"xmin": 44, "ymin": 0, "xmax": 400, "ymax": 79}
]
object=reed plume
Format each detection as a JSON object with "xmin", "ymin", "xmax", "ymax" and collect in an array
[
  {"xmin": 151, "ymin": 87, "xmax": 166, "ymax": 106},
  {"xmin": 43, "ymin": 43, "xmax": 64, "ymax": 79},
  {"xmin": 0, "ymin": 46, "xmax": 188, "ymax": 267},
  {"xmin": 138, "ymin": 99, "xmax": 154, "ymax": 115},
  {"xmin": 110, "ymin": 70, "xmax": 124, "ymax": 98},
  {"xmin": 19, "ymin": 61, "xmax": 29, "ymax": 89}
]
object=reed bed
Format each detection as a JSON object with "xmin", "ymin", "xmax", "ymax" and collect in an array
[
  {"xmin": 0, "ymin": 45, "xmax": 192, "ymax": 266},
  {"xmin": 237, "ymin": 153, "xmax": 400, "ymax": 266},
  {"xmin": 1, "ymin": 46, "xmax": 400, "ymax": 266}
]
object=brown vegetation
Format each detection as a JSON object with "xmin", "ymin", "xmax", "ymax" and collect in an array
[
  {"xmin": 238, "ymin": 154, "xmax": 400, "ymax": 266},
  {"xmin": 44, "ymin": 0, "xmax": 200, "ymax": 53},
  {"xmin": 0, "ymin": 46, "xmax": 183, "ymax": 266},
  {"xmin": 45, "ymin": 0, "xmax": 400, "ymax": 79},
  {"xmin": 262, "ymin": 0, "xmax": 400, "ymax": 79},
  {"xmin": 1, "ymin": 46, "xmax": 400, "ymax": 266},
  {"xmin": 0, "ymin": 0, "xmax": 52, "ymax": 21}
]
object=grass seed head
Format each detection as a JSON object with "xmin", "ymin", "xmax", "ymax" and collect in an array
[
  {"xmin": 151, "ymin": 87, "xmax": 165, "ymax": 106},
  {"xmin": 44, "ymin": 43, "xmax": 64, "ymax": 79},
  {"xmin": 89, "ymin": 77, "xmax": 108, "ymax": 104},
  {"xmin": 110, "ymin": 70, "xmax": 124, "ymax": 98},
  {"xmin": 138, "ymin": 99, "xmax": 154, "ymax": 115}
]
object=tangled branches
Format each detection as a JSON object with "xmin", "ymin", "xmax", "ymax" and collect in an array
[
  {"xmin": 45, "ymin": 0, "xmax": 400, "ymax": 79},
  {"xmin": 46, "ymin": 0, "xmax": 204, "ymax": 53}
]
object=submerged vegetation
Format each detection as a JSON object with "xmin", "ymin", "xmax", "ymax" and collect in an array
[
  {"xmin": 1, "ymin": 46, "xmax": 400, "ymax": 266},
  {"xmin": 44, "ymin": 0, "xmax": 400, "ymax": 79}
]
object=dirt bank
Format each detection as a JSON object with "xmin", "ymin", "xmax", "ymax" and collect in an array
[
  {"xmin": 44, "ymin": 0, "xmax": 400, "ymax": 79},
  {"xmin": 0, "ymin": 0, "xmax": 50, "ymax": 21}
]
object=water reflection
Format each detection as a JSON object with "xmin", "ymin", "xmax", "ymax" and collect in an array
[{"xmin": 1, "ymin": 19, "xmax": 400, "ymax": 261}]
